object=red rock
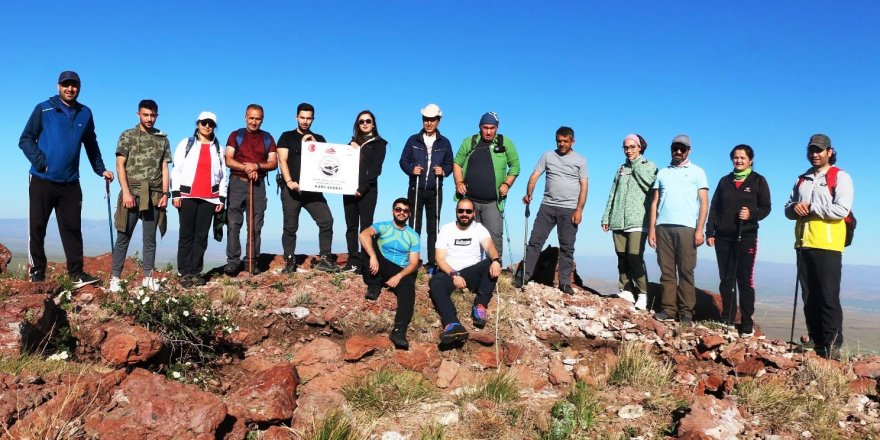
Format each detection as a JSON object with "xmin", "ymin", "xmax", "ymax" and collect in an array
[
  {"xmin": 548, "ymin": 357, "xmax": 572, "ymax": 385},
  {"xmin": 263, "ymin": 426, "xmax": 297, "ymax": 440},
  {"xmin": 98, "ymin": 322, "xmax": 165, "ymax": 367},
  {"xmin": 9, "ymin": 370, "xmax": 127, "ymax": 439},
  {"xmin": 848, "ymin": 378, "xmax": 877, "ymax": 395},
  {"xmin": 343, "ymin": 334, "xmax": 390, "ymax": 361},
  {"xmin": 720, "ymin": 344, "xmax": 747, "ymax": 367},
  {"xmin": 83, "ymin": 368, "xmax": 228, "ymax": 440},
  {"xmin": 0, "ymin": 243, "xmax": 11, "ymax": 273},
  {"xmin": 733, "ymin": 358, "xmax": 765, "ymax": 376},
  {"xmin": 853, "ymin": 359, "xmax": 880, "ymax": 379},
  {"xmin": 699, "ymin": 335, "xmax": 725, "ymax": 351},
  {"xmin": 509, "ymin": 364, "xmax": 550, "ymax": 391},
  {"xmin": 647, "ymin": 318, "xmax": 668, "ymax": 338},
  {"xmin": 227, "ymin": 364, "xmax": 299, "ymax": 424},
  {"xmin": 392, "ymin": 343, "xmax": 439, "ymax": 371},
  {"xmin": 0, "ymin": 291, "xmax": 60, "ymax": 357},
  {"xmin": 704, "ymin": 374, "xmax": 724, "ymax": 392},
  {"xmin": 469, "ymin": 331, "xmax": 496, "ymax": 346},
  {"xmin": 679, "ymin": 395, "xmax": 745, "ymax": 439},
  {"xmin": 758, "ymin": 352, "xmax": 797, "ymax": 370},
  {"xmin": 292, "ymin": 337, "xmax": 340, "ymax": 366},
  {"xmin": 239, "ymin": 355, "xmax": 276, "ymax": 373},
  {"xmin": 435, "ymin": 360, "xmax": 459, "ymax": 388},
  {"xmin": 502, "ymin": 341, "xmax": 525, "ymax": 365},
  {"xmin": 474, "ymin": 349, "xmax": 500, "ymax": 369}
]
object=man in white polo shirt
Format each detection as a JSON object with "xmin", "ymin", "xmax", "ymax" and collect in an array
[{"xmin": 429, "ymin": 198, "xmax": 503, "ymax": 344}]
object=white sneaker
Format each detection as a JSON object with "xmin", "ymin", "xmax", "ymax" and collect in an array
[
  {"xmin": 634, "ymin": 294, "xmax": 647, "ymax": 311},
  {"xmin": 109, "ymin": 276, "xmax": 122, "ymax": 293},
  {"xmin": 617, "ymin": 290, "xmax": 636, "ymax": 304},
  {"xmin": 141, "ymin": 276, "xmax": 160, "ymax": 292}
]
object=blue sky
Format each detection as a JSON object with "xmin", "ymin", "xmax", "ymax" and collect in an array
[{"xmin": 2, "ymin": 1, "xmax": 878, "ymax": 269}]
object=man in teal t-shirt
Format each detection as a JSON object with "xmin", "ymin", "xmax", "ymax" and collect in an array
[{"xmin": 359, "ymin": 197, "xmax": 421, "ymax": 349}]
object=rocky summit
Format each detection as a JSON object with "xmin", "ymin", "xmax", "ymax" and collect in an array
[{"xmin": 0, "ymin": 248, "xmax": 878, "ymax": 439}]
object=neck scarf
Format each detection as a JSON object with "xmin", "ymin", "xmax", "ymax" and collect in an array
[{"xmin": 733, "ymin": 168, "xmax": 752, "ymax": 180}]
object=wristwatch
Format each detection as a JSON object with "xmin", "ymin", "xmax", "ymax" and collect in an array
[
  {"xmin": 450, "ymin": 270, "xmax": 461, "ymax": 278},
  {"xmin": 492, "ymin": 258, "xmax": 502, "ymax": 265}
]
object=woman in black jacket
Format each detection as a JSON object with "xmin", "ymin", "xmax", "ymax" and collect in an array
[
  {"xmin": 706, "ymin": 144, "xmax": 771, "ymax": 336},
  {"xmin": 342, "ymin": 110, "xmax": 387, "ymax": 273}
]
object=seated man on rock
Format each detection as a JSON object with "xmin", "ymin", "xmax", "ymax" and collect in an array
[
  {"xmin": 429, "ymin": 198, "xmax": 502, "ymax": 344},
  {"xmin": 359, "ymin": 197, "xmax": 420, "ymax": 349}
]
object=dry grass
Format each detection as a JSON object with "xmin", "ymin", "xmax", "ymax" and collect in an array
[
  {"xmin": 0, "ymin": 355, "xmax": 86, "ymax": 376},
  {"xmin": 301, "ymin": 408, "xmax": 367, "ymax": 440},
  {"xmin": 608, "ymin": 342, "xmax": 673, "ymax": 390},
  {"xmin": 342, "ymin": 367, "xmax": 435, "ymax": 418},
  {"xmin": 734, "ymin": 377, "xmax": 805, "ymax": 432}
]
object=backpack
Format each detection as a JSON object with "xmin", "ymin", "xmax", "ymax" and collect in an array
[
  {"xmin": 468, "ymin": 134, "xmax": 505, "ymax": 155},
  {"xmin": 797, "ymin": 166, "xmax": 856, "ymax": 246},
  {"xmin": 232, "ymin": 128, "xmax": 275, "ymax": 186},
  {"xmin": 184, "ymin": 137, "xmax": 222, "ymax": 163}
]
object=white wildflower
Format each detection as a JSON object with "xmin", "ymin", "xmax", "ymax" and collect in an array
[
  {"xmin": 182, "ymin": 310, "xmax": 190, "ymax": 317},
  {"xmin": 172, "ymin": 371, "xmax": 181, "ymax": 379},
  {"xmin": 141, "ymin": 296, "xmax": 150, "ymax": 305},
  {"xmin": 47, "ymin": 351, "xmax": 69, "ymax": 361}
]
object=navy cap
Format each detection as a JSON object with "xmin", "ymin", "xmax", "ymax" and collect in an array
[{"xmin": 58, "ymin": 71, "xmax": 80, "ymax": 84}]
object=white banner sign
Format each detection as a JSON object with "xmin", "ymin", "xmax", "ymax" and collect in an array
[{"xmin": 299, "ymin": 141, "xmax": 360, "ymax": 195}]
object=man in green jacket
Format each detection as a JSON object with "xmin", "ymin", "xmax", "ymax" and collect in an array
[{"xmin": 452, "ymin": 112, "xmax": 520, "ymax": 257}]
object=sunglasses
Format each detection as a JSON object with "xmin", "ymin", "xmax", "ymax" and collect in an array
[
  {"xmin": 393, "ymin": 207, "xmax": 411, "ymax": 214},
  {"xmin": 358, "ymin": 118, "xmax": 373, "ymax": 125},
  {"xmin": 456, "ymin": 208, "xmax": 474, "ymax": 214},
  {"xmin": 198, "ymin": 120, "xmax": 216, "ymax": 128},
  {"xmin": 671, "ymin": 145, "xmax": 689, "ymax": 153},
  {"xmin": 422, "ymin": 117, "xmax": 439, "ymax": 122}
]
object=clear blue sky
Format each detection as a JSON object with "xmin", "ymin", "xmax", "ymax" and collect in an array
[{"xmin": 2, "ymin": 1, "xmax": 877, "ymax": 268}]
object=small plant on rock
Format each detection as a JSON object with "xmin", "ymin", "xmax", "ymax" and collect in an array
[
  {"xmin": 467, "ymin": 372, "xmax": 520, "ymax": 404},
  {"xmin": 306, "ymin": 408, "xmax": 363, "ymax": 440},
  {"xmin": 609, "ymin": 342, "xmax": 672, "ymax": 390},
  {"xmin": 342, "ymin": 367, "xmax": 435, "ymax": 417},
  {"xmin": 545, "ymin": 381, "xmax": 600, "ymax": 439}
]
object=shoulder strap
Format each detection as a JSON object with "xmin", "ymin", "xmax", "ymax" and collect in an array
[
  {"xmin": 237, "ymin": 128, "xmax": 271, "ymax": 158},
  {"xmin": 185, "ymin": 137, "xmax": 196, "ymax": 157},
  {"xmin": 470, "ymin": 134, "xmax": 479, "ymax": 151},
  {"xmin": 262, "ymin": 132, "xmax": 271, "ymax": 156},
  {"xmin": 496, "ymin": 134, "xmax": 504, "ymax": 149},
  {"xmin": 825, "ymin": 166, "xmax": 839, "ymax": 197},
  {"xmin": 235, "ymin": 128, "xmax": 246, "ymax": 150}
]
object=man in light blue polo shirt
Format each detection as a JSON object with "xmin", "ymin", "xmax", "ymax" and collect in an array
[{"xmin": 648, "ymin": 135, "xmax": 709, "ymax": 326}]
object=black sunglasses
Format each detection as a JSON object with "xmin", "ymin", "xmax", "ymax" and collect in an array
[
  {"xmin": 671, "ymin": 145, "xmax": 689, "ymax": 153},
  {"xmin": 358, "ymin": 118, "xmax": 373, "ymax": 125},
  {"xmin": 456, "ymin": 208, "xmax": 474, "ymax": 214},
  {"xmin": 198, "ymin": 119, "xmax": 216, "ymax": 128},
  {"xmin": 393, "ymin": 207, "xmax": 411, "ymax": 214}
]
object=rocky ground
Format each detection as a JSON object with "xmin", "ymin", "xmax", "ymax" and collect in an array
[{"xmin": 0, "ymin": 243, "xmax": 878, "ymax": 439}]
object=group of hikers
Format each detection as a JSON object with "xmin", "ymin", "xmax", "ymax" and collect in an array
[{"xmin": 19, "ymin": 71, "xmax": 854, "ymax": 357}]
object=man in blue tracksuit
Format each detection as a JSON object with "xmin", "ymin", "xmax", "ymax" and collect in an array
[
  {"xmin": 19, "ymin": 71, "xmax": 114, "ymax": 287},
  {"xmin": 398, "ymin": 104, "xmax": 454, "ymax": 273}
]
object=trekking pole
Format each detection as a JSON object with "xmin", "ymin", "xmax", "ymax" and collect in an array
[
  {"xmin": 248, "ymin": 179, "xmax": 254, "ymax": 275},
  {"xmin": 435, "ymin": 175, "xmax": 440, "ymax": 236},
  {"xmin": 413, "ymin": 171, "xmax": 420, "ymax": 231},
  {"xmin": 521, "ymin": 203, "xmax": 530, "ymax": 291},
  {"xmin": 728, "ymin": 219, "xmax": 742, "ymax": 328},
  {"xmin": 788, "ymin": 249, "xmax": 802, "ymax": 348},
  {"xmin": 105, "ymin": 179, "xmax": 114, "ymax": 250}
]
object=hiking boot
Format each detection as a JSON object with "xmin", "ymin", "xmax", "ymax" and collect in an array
[
  {"xmin": 472, "ymin": 304, "xmax": 488, "ymax": 329},
  {"xmin": 365, "ymin": 285, "xmax": 381, "ymax": 301},
  {"xmin": 439, "ymin": 322, "xmax": 469, "ymax": 345},
  {"xmin": 141, "ymin": 276, "xmax": 160, "ymax": 292},
  {"xmin": 679, "ymin": 315, "xmax": 694, "ymax": 328},
  {"xmin": 248, "ymin": 264, "xmax": 262, "ymax": 276},
  {"xmin": 223, "ymin": 261, "xmax": 241, "ymax": 276},
  {"xmin": 617, "ymin": 290, "xmax": 636, "ymax": 303},
  {"xmin": 559, "ymin": 284, "xmax": 575, "ymax": 295},
  {"xmin": 634, "ymin": 294, "xmax": 648, "ymax": 311},
  {"xmin": 71, "ymin": 272, "xmax": 100, "ymax": 289},
  {"xmin": 191, "ymin": 274, "xmax": 207, "ymax": 286},
  {"xmin": 342, "ymin": 263, "xmax": 360, "ymax": 274},
  {"xmin": 740, "ymin": 324, "xmax": 755, "ymax": 338},
  {"xmin": 282, "ymin": 261, "xmax": 297, "ymax": 274},
  {"xmin": 109, "ymin": 276, "xmax": 123, "ymax": 293},
  {"xmin": 389, "ymin": 328, "xmax": 409, "ymax": 350},
  {"xmin": 179, "ymin": 275, "xmax": 195, "ymax": 288},
  {"xmin": 654, "ymin": 310, "xmax": 675, "ymax": 322},
  {"xmin": 314, "ymin": 255, "xmax": 339, "ymax": 273},
  {"xmin": 513, "ymin": 273, "xmax": 524, "ymax": 289},
  {"xmin": 29, "ymin": 269, "xmax": 45, "ymax": 283}
]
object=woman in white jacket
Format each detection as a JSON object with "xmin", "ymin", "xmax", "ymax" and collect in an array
[{"xmin": 170, "ymin": 111, "xmax": 227, "ymax": 287}]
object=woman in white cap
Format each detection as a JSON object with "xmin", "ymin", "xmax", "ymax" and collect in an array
[
  {"xmin": 170, "ymin": 112, "xmax": 228, "ymax": 287},
  {"xmin": 342, "ymin": 110, "xmax": 388, "ymax": 273},
  {"xmin": 601, "ymin": 134, "xmax": 657, "ymax": 310}
]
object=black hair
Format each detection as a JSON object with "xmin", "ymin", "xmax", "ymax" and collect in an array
[
  {"xmin": 353, "ymin": 110, "xmax": 380, "ymax": 145},
  {"xmin": 393, "ymin": 197, "xmax": 411, "ymax": 209},
  {"xmin": 297, "ymin": 102, "xmax": 315, "ymax": 115},
  {"xmin": 556, "ymin": 126, "xmax": 575, "ymax": 138},
  {"xmin": 246, "ymin": 104, "xmax": 264, "ymax": 114},
  {"xmin": 636, "ymin": 134, "xmax": 648, "ymax": 153},
  {"xmin": 138, "ymin": 99, "xmax": 158, "ymax": 113},
  {"xmin": 730, "ymin": 144, "xmax": 754, "ymax": 160}
]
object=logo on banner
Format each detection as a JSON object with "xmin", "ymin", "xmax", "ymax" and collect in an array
[
  {"xmin": 308, "ymin": 143, "xmax": 317, "ymax": 152},
  {"xmin": 320, "ymin": 157, "xmax": 340, "ymax": 176}
]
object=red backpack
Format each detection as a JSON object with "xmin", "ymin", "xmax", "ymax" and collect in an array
[{"xmin": 797, "ymin": 166, "xmax": 856, "ymax": 246}]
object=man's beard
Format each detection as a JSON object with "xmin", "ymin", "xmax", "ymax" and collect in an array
[
  {"xmin": 456, "ymin": 216, "xmax": 472, "ymax": 227},
  {"xmin": 394, "ymin": 217, "xmax": 408, "ymax": 227}
]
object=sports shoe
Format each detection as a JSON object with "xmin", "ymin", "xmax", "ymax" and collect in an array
[
  {"xmin": 559, "ymin": 284, "xmax": 575, "ymax": 295},
  {"xmin": 472, "ymin": 304, "xmax": 488, "ymax": 329},
  {"xmin": 389, "ymin": 328, "xmax": 409, "ymax": 350},
  {"xmin": 71, "ymin": 272, "xmax": 100, "ymax": 289},
  {"xmin": 141, "ymin": 276, "xmax": 160, "ymax": 292},
  {"xmin": 365, "ymin": 285, "xmax": 381, "ymax": 301},
  {"xmin": 617, "ymin": 290, "xmax": 636, "ymax": 303},
  {"xmin": 513, "ymin": 273, "xmax": 524, "ymax": 289},
  {"xmin": 439, "ymin": 322, "xmax": 469, "ymax": 345},
  {"xmin": 179, "ymin": 275, "xmax": 195, "ymax": 288},
  {"xmin": 342, "ymin": 263, "xmax": 360, "ymax": 274},
  {"xmin": 654, "ymin": 310, "xmax": 675, "ymax": 322},
  {"xmin": 282, "ymin": 261, "xmax": 297, "ymax": 274},
  {"xmin": 425, "ymin": 263, "xmax": 438, "ymax": 275},
  {"xmin": 223, "ymin": 261, "xmax": 241, "ymax": 276},
  {"xmin": 739, "ymin": 324, "xmax": 755, "ymax": 338},
  {"xmin": 634, "ymin": 294, "xmax": 648, "ymax": 311},
  {"xmin": 679, "ymin": 315, "xmax": 694, "ymax": 328},
  {"xmin": 191, "ymin": 274, "xmax": 207, "ymax": 286},
  {"xmin": 314, "ymin": 255, "xmax": 339, "ymax": 273},
  {"xmin": 109, "ymin": 276, "xmax": 123, "ymax": 293},
  {"xmin": 29, "ymin": 269, "xmax": 45, "ymax": 283},
  {"xmin": 248, "ymin": 264, "xmax": 262, "ymax": 276}
]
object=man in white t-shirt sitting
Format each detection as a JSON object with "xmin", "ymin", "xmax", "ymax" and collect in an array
[{"xmin": 430, "ymin": 198, "xmax": 503, "ymax": 344}]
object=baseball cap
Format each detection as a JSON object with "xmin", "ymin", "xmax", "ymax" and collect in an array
[
  {"xmin": 671, "ymin": 134, "xmax": 691, "ymax": 148},
  {"xmin": 197, "ymin": 111, "xmax": 218, "ymax": 124},
  {"xmin": 807, "ymin": 134, "xmax": 832, "ymax": 150},
  {"xmin": 58, "ymin": 71, "xmax": 80, "ymax": 84},
  {"xmin": 421, "ymin": 104, "xmax": 442, "ymax": 118}
]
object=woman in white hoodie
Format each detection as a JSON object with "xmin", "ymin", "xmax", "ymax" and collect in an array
[{"xmin": 170, "ymin": 111, "xmax": 227, "ymax": 287}]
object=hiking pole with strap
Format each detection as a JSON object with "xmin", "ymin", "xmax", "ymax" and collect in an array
[
  {"xmin": 248, "ymin": 179, "xmax": 254, "ymax": 275},
  {"xmin": 413, "ymin": 171, "xmax": 420, "ymax": 232},
  {"xmin": 105, "ymin": 179, "xmax": 114, "ymax": 250},
  {"xmin": 728, "ymin": 219, "xmax": 742, "ymax": 329},
  {"xmin": 435, "ymin": 175, "xmax": 440, "ymax": 236},
  {"xmin": 788, "ymin": 248, "xmax": 802, "ymax": 349},
  {"xmin": 521, "ymin": 203, "xmax": 530, "ymax": 291}
]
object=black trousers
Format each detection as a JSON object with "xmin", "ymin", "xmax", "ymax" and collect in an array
[
  {"xmin": 343, "ymin": 186, "xmax": 378, "ymax": 267},
  {"xmin": 713, "ymin": 235, "xmax": 758, "ymax": 327},
  {"xmin": 798, "ymin": 248, "xmax": 844, "ymax": 349},
  {"xmin": 361, "ymin": 249, "xmax": 416, "ymax": 331},
  {"xmin": 28, "ymin": 176, "xmax": 84, "ymax": 275},
  {"xmin": 429, "ymin": 259, "xmax": 496, "ymax": 327},
  {"xmin": 177, "ymin": 198, "xmax": 216, "ymax": 276},
  {"xmin": 280, "ymin": 189, "xmax": 333, "ymax": 259},
  {"xmin": 407, "ymin": 186, "xmax": 441, "ymax": 265}
]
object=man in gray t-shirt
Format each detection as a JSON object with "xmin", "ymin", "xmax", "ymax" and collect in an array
[{"xmin": 517, "ymin": 126, "xmax": 588, "ymax": 294}]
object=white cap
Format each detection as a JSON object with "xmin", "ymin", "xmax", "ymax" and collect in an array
[
  {"xmin": 197, "ymin": 111, "xmax": 217, "ymax": 124},
  {"xmin": 420, "ymin": 104, "xmax": 442, "ymax": 118}
]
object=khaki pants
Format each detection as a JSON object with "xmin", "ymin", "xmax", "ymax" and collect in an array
[
  {"xmin": 612, "ymin": 230, "xmax": 648, "ymax": 296},
  {"xmin": 655, "ymin": 225, "xmax": 697, "ymax": 318}
]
